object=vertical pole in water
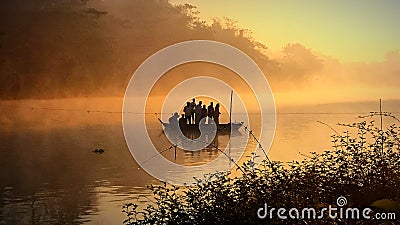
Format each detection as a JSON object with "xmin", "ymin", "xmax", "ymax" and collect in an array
[
  {"xmin": 229, "ymin": 90, "xmax": 233, "ymax": 125},
  {"xmin": 229, "ymin": 90, "xmax": 233, "ymax": 167},
  {"xmin": 380, "ymin": 99, "xmax": 383, "ymax": 155},
  {"xmin": 174, "ymin": 145, "xmax": 177, "ymax": 160}
]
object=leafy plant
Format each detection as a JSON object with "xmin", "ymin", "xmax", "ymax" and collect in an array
[{"xmin": 124, "ymin": 114, "xmax": 400, "ymax": 224}]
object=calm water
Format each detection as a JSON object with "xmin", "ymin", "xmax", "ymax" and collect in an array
[{"xmin": 0, "ymin": 98, "xmax": 399, "ymax": 224}]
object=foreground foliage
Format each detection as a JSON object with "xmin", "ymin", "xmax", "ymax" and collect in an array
[{"xmin": 124, "ymin": 115, "xmax": 400, "ymax": 224}]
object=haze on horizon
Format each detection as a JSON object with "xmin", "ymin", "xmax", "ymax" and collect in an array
[
  {"xmin": 170, "ymin": 0, "xmax": 400, "ymax": 63},
  {"xmin": 0, "ymin": 0, "xmax": 399, "ymax": 106}
]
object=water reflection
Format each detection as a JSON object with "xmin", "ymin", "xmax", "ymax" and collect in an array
[
  {"xmin": 0, "ymin": 107, "xmax": 158, "ymax": 224},
  {"xmin": 1, "ymin": 98, "xmax": 399, "ymax": 224}
]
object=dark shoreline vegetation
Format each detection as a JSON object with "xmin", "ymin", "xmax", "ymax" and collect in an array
[
  {"xmin": 123, "ymin": 114, "xmax": 400, "ymax": 225},
  {"xmin": 0, "ymin": 0, "xmax": 273, "ymax": 99}
]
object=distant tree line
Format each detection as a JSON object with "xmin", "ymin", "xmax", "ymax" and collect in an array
[{"xmin": 0, "ymin": 0, "xmax": 268, "ymax": 99}]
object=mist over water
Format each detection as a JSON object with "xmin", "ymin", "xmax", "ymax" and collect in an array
[{"xmin": 1, "ymin": 98, "xmax": 399, "ymax": 224}]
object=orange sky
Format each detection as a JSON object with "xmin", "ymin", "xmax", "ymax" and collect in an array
[{"xmin": 170, "ymin": 0, "xmax": 400, "ymax": 63}]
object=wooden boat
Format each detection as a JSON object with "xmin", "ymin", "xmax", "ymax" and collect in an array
[
  {"xmin": 159, "ymin": 91, "xmax": 242, "ymax": 136},
  {"xmin": 158, "ymin": 118, "xmax": 242, "ymax": 134}
]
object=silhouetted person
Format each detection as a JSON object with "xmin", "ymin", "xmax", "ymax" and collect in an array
[
  {"xmin": 201, "ymin": 105, "xmax": 207, "ymax": 121},
  {"xmin": 184, "ymin": 102, "xmax": 192, "ymax": 124},
  {"xmin": 207, "ymin": 102, "xmax": 214, "ymax": 123},
  {"xmin": 195, "ymin": 101, "xmax": 203, "ymax": 124},
  {"xmin": 214, "ymin": 103, "xmax": 221, "ymax": 126},
  {"xmin": 169, "ymin": 112, "xmax": 179, "ymax": 125},
  {"xmin": 178, "ymin": 114, "xmax": 186, "ymax": 129},
  {"xmin": 190, "ymin": 98, "xmax": 196, "ymax": 124}
]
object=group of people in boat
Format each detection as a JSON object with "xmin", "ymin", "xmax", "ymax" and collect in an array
[{"xmin": 169, "ymin": 98, "xmax": 221, "ymax": 126}]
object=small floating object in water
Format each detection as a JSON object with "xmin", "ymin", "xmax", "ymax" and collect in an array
[{"xmin": 92, "ymin": 148, "xmax": 105, "ymax": 154}]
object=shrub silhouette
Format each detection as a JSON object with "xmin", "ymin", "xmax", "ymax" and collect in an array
[{"xmin": 123, "ymin": 114, "xmax": 400, "ymax": 224}]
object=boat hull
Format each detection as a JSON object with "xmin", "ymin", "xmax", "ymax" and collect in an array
[{"xmin": 158, "ymin": 119, "xmax": 242, "ymax": 135}]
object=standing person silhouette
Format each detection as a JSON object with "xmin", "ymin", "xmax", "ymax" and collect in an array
[
  {"xmin": 201, "ymin": 105, "xmax": 207, "ymax": 122},
  {"xmin": 214, "ymin": 103, "xmax": 221, "ymax": 126},
  {"xmin": 190, "ymin": 98, "xmax": 196, "ymax": 125},
  {"xmin": 183, "ymin": 102, "xmax": 192, "ymax": 124},
  {"xmin": 207, "ymin": 102, "xmax": 214, "ymax": 124},
  {"xmin": 195, "ymin": 101, "xmax": 203, "ymax": 124}
]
